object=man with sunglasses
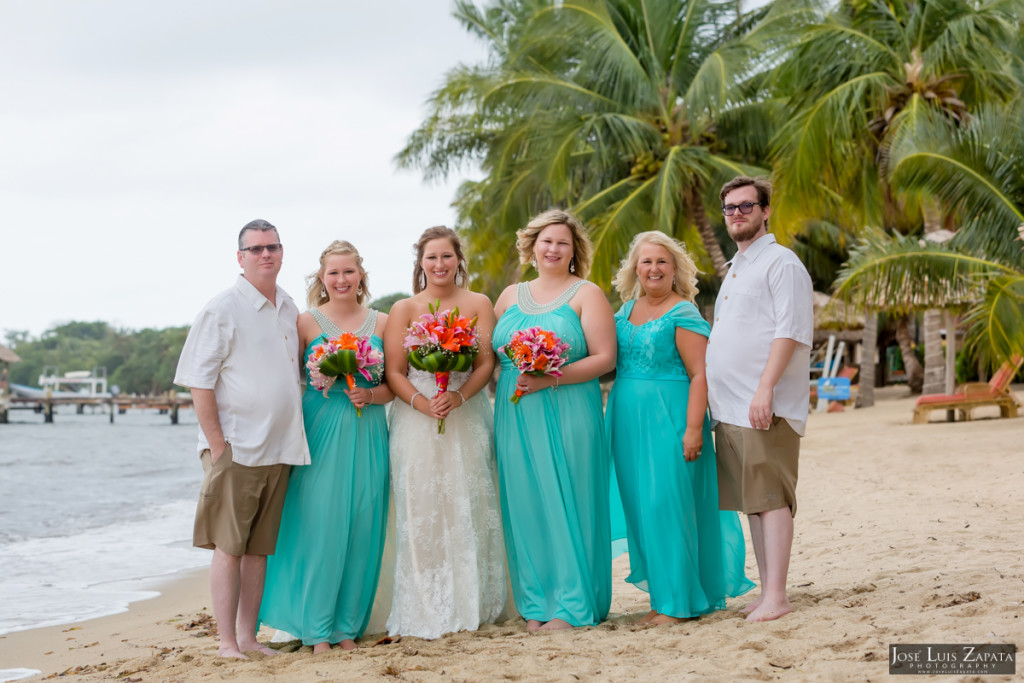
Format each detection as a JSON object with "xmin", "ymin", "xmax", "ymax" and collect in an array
[
  {"xmin": 175, "ymin": 219, "xmax": 310, "ymax": 658},
  {"xmin": 706, "ymin": 176, "xmax": 813, "ymax": 622}
]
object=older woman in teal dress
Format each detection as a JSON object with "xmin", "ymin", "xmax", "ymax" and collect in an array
[
  {"xmin": 607, "ymin": 231, "xmax": 753, "ymax": 624},
  {"xmin": 260, "ymin": 241, "xmax": 393, "ymax": 652},
  {"xmin": 492, "ymin": 209, "xmax": 617, "ymax": 631}
]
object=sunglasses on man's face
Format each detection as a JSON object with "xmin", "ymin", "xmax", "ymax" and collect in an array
[
  {"xmin": 241, "ymin": 243, "xmax": 282, "ymax": 255},
  {"xmin": 721, "ymin": 202, "xmax": 764, "ymax": 216}
]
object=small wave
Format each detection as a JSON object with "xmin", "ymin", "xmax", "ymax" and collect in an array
[{"xmin": 0, "ymin": 500, "xmax": 207, "ymax": 635}]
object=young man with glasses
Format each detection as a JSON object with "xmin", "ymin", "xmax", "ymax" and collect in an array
[
  {"xmin": 175, "ymin": 219, "xmax": 310, "ymax": 657},
  {"xmin": 706, "ymin": 176, "xmax": 813, "ymax": 622}
]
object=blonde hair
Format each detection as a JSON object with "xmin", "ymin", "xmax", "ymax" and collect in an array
[
  {"xmin": 612, "ymin": 231, "xmax": 699, "ymax": 302},
  {"xmin": 306, "ymin": 240, "xmax": 370, "ymax": 308},
  {"xmin": 411, "ymin": 226, "xmax": 468, "ymax": 293},
  {"xmin": 516, "ymin": 209, "xmax": 594, "ymax": 280}
]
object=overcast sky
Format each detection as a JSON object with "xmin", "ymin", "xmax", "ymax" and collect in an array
[{"xmin": 1, "ymin": 1, "xmax": 488, "ymax": 338}]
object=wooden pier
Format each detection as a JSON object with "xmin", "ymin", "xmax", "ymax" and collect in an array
[{"xmin": 3, "ymin": 391, "xmax": 193, "ymax": 424}]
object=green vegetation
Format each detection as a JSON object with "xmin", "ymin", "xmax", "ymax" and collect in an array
[
  {"xmin": 3, "ymin": 323, "xmax": 188, "ymax": 395},
  {"xmin": 400, "ymin": 0, "xmax": 1024, "ymax": 405},
  {"xmin": 398, "ymin": 0, "xmax": 805, "ymax": 292},
  {"xmin": 369, "ymin": 292, "xmax": 411, "ymax": 314}
]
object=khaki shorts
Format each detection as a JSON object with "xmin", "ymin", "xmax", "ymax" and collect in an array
[
  {"xmin": 715, "ymin": 416, "xmax": 799, "ymax": 517},
  {"xmin": 193, "ymin": 443, "xmax": 291, "ymax": 556}
]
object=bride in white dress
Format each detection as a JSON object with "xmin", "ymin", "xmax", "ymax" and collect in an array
[{"xmin": 382, "ymin": 226, "xmax": 508, "ymax": 639}]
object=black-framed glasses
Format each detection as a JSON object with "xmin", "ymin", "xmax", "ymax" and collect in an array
[
  {"xmin": 241, "ymin": 243, "xmax": 282, "ymax": 255},
  {"xmin": 722, "ymin": 202, "xmax": 764, "ymax": 216}
]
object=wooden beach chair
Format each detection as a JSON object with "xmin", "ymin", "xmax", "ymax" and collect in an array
[{"xmin": 912, "ymin": 355, "xmax": 1023, "ymax": 424}]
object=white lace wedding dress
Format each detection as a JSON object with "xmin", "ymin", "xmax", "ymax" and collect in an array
[{"xmin": 385, "ymin": 369, "xmax": 508, "ymax": 639}]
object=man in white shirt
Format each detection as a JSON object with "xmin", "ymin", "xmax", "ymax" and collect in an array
[
  {"xmin": 174, "ymin": 219, "xmax": 310, "ymax": 658},
  {"xmin": 706, "ymin": 177, "xmax": 813, "ymax": 623}
]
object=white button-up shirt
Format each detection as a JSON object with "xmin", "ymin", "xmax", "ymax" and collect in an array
[
  {"xmin": 174, "ymin": 275, "xmax": 310, "ymax": 467},
  {"xmin": 707, "ymin": 233, "xmax": 814, "ymax": 436}
]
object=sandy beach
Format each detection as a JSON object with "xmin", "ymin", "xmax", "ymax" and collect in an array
[{"xmin": 2, "ymin": 386, "xmax": 1021, "ymax": 682}]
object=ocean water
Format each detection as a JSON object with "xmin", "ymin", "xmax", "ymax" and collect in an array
[{"xmin": 0, "ymin": 406, "xmax": 208, "ymax": 636}]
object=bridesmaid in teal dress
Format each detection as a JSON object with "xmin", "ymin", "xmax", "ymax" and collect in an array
[
  {"xmin": 260, "ymin": 241, "xmax": 394, "ymax": 652},
  {"xmin": 493, "ymin": 209, "xmax": 617, "ymax": 631},
  {"xmin": 607, "ymin": 231, "xmax": 753, "ymax": 625}
]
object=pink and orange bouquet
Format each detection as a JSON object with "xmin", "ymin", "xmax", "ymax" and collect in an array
[
  {"xmin": 306, "ymin": 332, "xmax": 384, "ymax": 416},
  {"xmin": 403, "ymin": 300, "xmax": 479, "ymax": 433},
  {"xmin": 499, "ymin": 327, "xmax": 569, "ymax": 404}
]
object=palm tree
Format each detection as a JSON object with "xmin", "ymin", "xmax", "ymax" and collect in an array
[
  {"xmin": 833, "ymin": 102, "xmax": 1024, "ymax": 373},
  {"xmin": 773, "ymin": 0, "xmax": 1022, "ymax": 400},
  {"xmin": 398, "ymin": 0, "xmax": 808, "ymax": 294}
]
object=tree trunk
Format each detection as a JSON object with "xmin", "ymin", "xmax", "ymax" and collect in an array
[
  {"xmin": 856, "ymin": 309, "xmax": 877, "ymax": 408},
  {"xmin": 921, "ymin": 309, "xmax": 944, "ymax": 394},
  {"xmin": 895, "ymin": 315, "xmax": 924, "ymax": 393},
  {"xmin": 921, "ymin": 199, "xmax": 945, "ymax": 394},
  {"xmin": 688, "ymin": 186, "xmax": 729, "ymax": 279}
]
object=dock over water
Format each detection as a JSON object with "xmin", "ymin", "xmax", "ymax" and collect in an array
[{"xmin": 1, "ymin": 391, "xmax": 193, "ymax": 424}]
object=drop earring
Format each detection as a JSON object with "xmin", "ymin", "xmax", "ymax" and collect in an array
[
  {"xmin": 321, "ymin": 285, "xmax": 327, "ymax": 299},
  {"xmin": 569, "ymin": 257, "xmax": 576, "ymax": 274}
]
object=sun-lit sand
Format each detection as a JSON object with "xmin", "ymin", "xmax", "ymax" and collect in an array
[{"xmin": 2, "ymin": 386, "xmax": 1021, "ymax": 682}]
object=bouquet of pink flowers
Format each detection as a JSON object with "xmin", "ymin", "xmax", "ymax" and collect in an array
[
  {"xmin": 499, "ymin": 327, "xmax": 569, "ymax": 404},
  {"xmin": 306, "ymin": 332, "xmax": 384, "ymax": 416},
  {"xmin": 403, "ymin": 300, "xmax": 479, "ymax": 433}
]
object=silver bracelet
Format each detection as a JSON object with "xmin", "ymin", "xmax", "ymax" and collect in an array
[
  {"xmin": 410, "ymin": 391, "xmax": 423, "ymax": 409},
  {"xmin": 553, "ymin": 376, "xmax": 559, "ymax": 392},
  {"xmin": 455, "ymin": 390, "xmax": 466, "ymax": 405},
  {"xmin": 368, "ymin": 388, "xmax": 375, "ymax": 405}
]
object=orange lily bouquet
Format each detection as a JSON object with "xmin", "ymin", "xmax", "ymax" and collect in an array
[
  {"xmin": 499, "ymin": 327, "xmax": 569, "ymax": 404},
  {"xmin": 306, "ymin": 333, "xmax": 384, "ymax": 417},
  {"xmin": 403, "ymin": 300, "xmax": 479, "ymax": 434}
]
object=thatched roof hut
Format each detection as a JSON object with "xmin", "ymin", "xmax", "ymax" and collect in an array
[
  {"xmin": 813, "ymin": 292, "xmax": 865, "ymax": 344},
  {"xmin": 0, "ymin": 344, "xmax": 20, "ymax": 364}
]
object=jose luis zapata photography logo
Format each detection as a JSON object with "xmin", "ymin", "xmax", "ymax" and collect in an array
[{"xmin": 889, "ymin": 644, "xmax": 1016, "ymax": 675}]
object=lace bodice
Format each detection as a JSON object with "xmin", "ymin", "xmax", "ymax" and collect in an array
[
  {"xmin": 614, "ymin": 300, "xmax": 709, "ymax": 381},
  {"xmin": 406, "ymin": 368, "xmax": 471, "ymax": 396}
]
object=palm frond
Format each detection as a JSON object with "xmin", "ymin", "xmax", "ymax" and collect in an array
[
  {"xmin": 832, "ymin": 229, "xmax": 1014, "ymax": 313},
  {"xmin": 962, "ymin": 273, "xmax": 1024, "ymax": 368}
]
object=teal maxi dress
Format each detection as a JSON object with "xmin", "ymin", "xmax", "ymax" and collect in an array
[
  {"xmin": 493, "ymin": 281, "xmax": 612, "ymax": 626},
  {"xmin": 260, "ymin": 309, "xmax": 389, "ymax": 644},
  {"xmin": 607, "ymin": 300, "xmax": 753, "ymax": 617}
]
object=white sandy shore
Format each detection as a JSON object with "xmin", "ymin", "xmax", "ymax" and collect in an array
[{"xmin": 2, "ymin": 386, "xmax": 1021, "ymax": 682}]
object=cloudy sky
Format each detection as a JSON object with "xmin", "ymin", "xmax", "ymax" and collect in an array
[{"xmin": 1, "ymin": 1, "xmax": 488, "ymax": 338}]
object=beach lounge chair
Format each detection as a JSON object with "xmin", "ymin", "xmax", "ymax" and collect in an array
[{"xmin": 912, "ymin": 355, "xmax": 1023, "ymax": 424}]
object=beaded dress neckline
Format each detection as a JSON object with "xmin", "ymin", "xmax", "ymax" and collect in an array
[
  {"xmin": 310, "ymin": 307, "xmax": 378, "ymax": 338},
  {"xmin": 516, "ymin": 280, "xmax": 588, "ymax": 314}
]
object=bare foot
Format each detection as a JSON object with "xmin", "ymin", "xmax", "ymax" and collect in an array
[
  {"xmin": 648, "ymin": 613, "xmax": 687, "ymax": 626},
  {"xmin": 745, "ymin": 599, "xmax": 792, "ymax": 622},
  {"xmin": 217, "ymin": 645, "xmax": 250, "ymax": 660},
  {"xmin": 538, "ymin": 618, "xmax": 573, "ymax": 631},
  {"xmin": 239, "ymin": 641, "xmax": 278, "ymax": 656},
  {"xmin": 312, "ymin": 642, "xmax": 332, "ymax": 654},
  {"xmin": 339, "ymin": 639, "xmax": 357, "ymax": 651},
  {"xmin": 636, "ymin": 610, "xmax": 657, "ymax": 625},
  {"xmin": 526, "ymin": 619, "xmax": 544, "ymax": 632},
  {"xmin": 741, "ymin": 596, "xmax": 763, "ymax": 613}
]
